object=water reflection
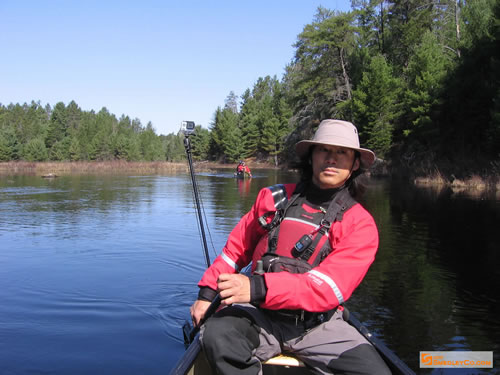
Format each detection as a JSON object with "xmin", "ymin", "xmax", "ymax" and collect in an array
[
  {"xmin": 236, "ymin": 177, "xmax": 252, "ymax": 198},
  {"xmin": 354, "ymin": 179, "xmax": 500, "ymax": 373},
  {"xmin": 0, "ymin": 172, "xmax": 498, "ymax": 374}
]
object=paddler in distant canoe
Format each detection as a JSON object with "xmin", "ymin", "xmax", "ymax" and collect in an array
[{"xmin": 235, "ymin": 160, "xmax": 252, "ymax": 178}]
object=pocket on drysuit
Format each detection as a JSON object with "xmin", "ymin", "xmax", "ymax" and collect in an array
[{"xmin": 260, "ymin": 252, "xmax": 312, "ymax": 274}]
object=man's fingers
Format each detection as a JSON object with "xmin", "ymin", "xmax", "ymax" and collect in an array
[
  {"xmin": 190, "ymin": 299, "xmax": 211, "ymax": 327},
  {"xmin": 217, "ymin": 273, "xmax": 230, "ymax": 281},
  {"xmin": 217, "ymin": 274, "xmax": 250, "ymax": 305},
  {"xmin": 193, "ymin": 316, "xmax": 202, "ymax": 327},
  {"xmin": 217, "ymin": 273, "xmax": 233, "ymax": 284},
  {"xmin": 218, "ymin": 280, "xmax": 239, "ymax": 292},
  {"xmin": 218, "ymin": 274, "xmax": 243, "ymax": 287},
  {"xmin": 217, "ymin": 276, "xmax": 237, "ymax": 292},
  {"xmin": 219, "ymin": 286, "xmax": 235, "ymax": 299},
  {"xmin": 220, "ymin": 297, "xmax": 233, "ymax": 306}
]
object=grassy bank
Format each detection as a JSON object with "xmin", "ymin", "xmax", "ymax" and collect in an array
[
  {"xmin": 0, "ymin": 160, "xmax": 278, "ymax": 177},
  {"xmin": 414, "ymin": 172, "xmax": 500, "ymax": 192},
  {"xmin": 0, "ymin": 161, "xmax": 189, "ymax": 176},
  {"xmin": 401, "ymin": 161, "xmax": 500, "ymax": 194},
  {"xmin": 385, "ymin": 152, "xmax": 500, "ymax": 193}
]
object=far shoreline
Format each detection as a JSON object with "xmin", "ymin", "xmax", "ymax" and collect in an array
[
  {"xmin": 0, "ymin": 160, "xmax": 279, "ymax": 177},
  {"xmin": 1, "ymin": 160, "xmax": 498, "ymax": 194}
]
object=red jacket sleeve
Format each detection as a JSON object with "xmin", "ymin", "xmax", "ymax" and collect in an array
[
  {"xmin": 261, "ymin": 204, "xmax": 379, "ymax": 312},
  {"xmin": 198, "ymin": 187, "xmax": 278, "ymax": 291}
]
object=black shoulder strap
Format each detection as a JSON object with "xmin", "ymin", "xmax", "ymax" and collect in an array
[
  {"xmin": 311, "ymin": 188, "xmax": 358, "ymax": 267},
  {"xmin": 323, "ymin": 187, "xmax": 357, "ymax": 224}
]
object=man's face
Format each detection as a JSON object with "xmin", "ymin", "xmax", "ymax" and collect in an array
[{"xmin": 311, "ymin": 145, "xmax": 359, "ymax": 189}]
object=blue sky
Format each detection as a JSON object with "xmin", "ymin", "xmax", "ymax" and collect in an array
[{"xmin": 1, "ymin": 0, "xmax": 351, "ymax": 135}]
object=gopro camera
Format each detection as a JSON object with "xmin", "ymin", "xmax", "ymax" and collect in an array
[
  {"xmin": 292, "ymin": 234, "xmax": 313, "ymax": 258},
  {"xmin": 181, "ymin": 121, "xmax": 196, "ymax": 135}
]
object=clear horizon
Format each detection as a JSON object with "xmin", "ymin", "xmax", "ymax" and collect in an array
[{"xmin": 1, "ymin": 1, "xmax": 351, "ymax": 135}]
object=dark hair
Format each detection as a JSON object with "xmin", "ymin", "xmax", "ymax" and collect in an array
[{"xmin": 291, "ymin": 146, "xmax": 368, "ymax": 199}]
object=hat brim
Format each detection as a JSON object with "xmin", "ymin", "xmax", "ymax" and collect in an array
[{"xmin": 295, "ymin": 140, "xmax": 376, "ymax": 168}]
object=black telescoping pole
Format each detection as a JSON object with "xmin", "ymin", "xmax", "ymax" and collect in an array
[
  {"xmin": 184, "ymin": 135, "xmax": 211, "ymax": 268},
  {"xmin": 180, "ymin": 133, "xmax": 221, "ymax": 350}
]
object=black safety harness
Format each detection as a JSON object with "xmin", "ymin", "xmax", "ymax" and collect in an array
[
  {"xmin": 259, "ymin": 183, "xmax": 357, "ymax": 267},
  {"xmin": 256, "ymin": 183, "xmax": 357, "ymax": 328}
]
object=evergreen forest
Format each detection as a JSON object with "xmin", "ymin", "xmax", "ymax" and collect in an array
[{"xmin": 1, "ymin": 0, "xmax": 499, "ymax": 180}]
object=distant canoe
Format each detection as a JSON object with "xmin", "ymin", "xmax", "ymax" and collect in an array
[
  {"xmin": 41, "ymin": 173, "xmax": 58, "ymax": 178},
  {"xmin": 234, "ymin": 171, "xmax": 252, "ymax": 179}
]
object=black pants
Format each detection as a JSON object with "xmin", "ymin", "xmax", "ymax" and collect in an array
[{"xmin": 200, "ymin": 304, "xmax": 392, "ymax": 375}]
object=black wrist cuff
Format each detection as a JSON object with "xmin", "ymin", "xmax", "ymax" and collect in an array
[
  {"xmin": 250, "ymin": 275, "xmax": 267, "ymax": 304},
  {"xmin": 198, "ymin": 286, "xmax": 217, "ymax": 302}
]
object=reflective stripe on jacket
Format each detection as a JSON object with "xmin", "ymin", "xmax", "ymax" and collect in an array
[{"xmin": 198, "ymin": 183, "xmax": 379, "ymax": 312}]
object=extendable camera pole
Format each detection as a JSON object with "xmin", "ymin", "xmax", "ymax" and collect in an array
[
  {"xmin": 183, "ymin": 134, "xmax": 211, "ymax": 268},
  {"xmin": 177, "ymin": 121, "xmax": 221, "ymax": 358}
]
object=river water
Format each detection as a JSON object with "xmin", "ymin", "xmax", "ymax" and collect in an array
[{"xmin": 0, "ymin": 170, "xmax": 498, "ymax": 374}]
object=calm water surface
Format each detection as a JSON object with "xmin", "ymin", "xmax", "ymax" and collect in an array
[{"xmin": 1, "ymin": 170, "xmax": 498, "ymax": 374}]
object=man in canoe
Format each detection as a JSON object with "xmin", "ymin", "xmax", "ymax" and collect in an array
[
  {"xmin": 236, "ymin": 160, "xmax": 253, "ymax": 178},
  {"xmin": 191, "ymin": 119, "xmax": 390, "ymax": 374}
]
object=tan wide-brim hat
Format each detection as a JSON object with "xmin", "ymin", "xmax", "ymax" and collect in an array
[{"xmin": 295, "ymin": 119, "xmax": 376, "ymax": 168}]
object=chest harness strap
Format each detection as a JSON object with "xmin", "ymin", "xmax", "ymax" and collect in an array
[
  {"xmin": 309, "ymin": 187, "xmax": 357, "ymax": 267},
  {"xmin": 261, "ymin": 185, "xmax": 357, "ymax": 266}
]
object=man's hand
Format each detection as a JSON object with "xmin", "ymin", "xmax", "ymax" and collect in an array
[
  {"xmin": 190, "ymin": 300, "xmax": 212, "ymax": 327},
  {"xmin": 217, "ymin": 273, "xmax": 251, "ymax": 306}
]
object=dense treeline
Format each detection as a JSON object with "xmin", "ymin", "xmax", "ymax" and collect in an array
[
  {"xmin": 1, "ymin": 0, "xmax": 499, "ymax": 178},
  {"xmin": 0, "ymin": 102, "xmax": 186, "ymax": 163}
]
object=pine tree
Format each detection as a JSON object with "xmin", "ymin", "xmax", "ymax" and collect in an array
[
  {"xmin": 127, "ymin": 136, "xmax": 142, "ymax": 161},
  {"xmin": 0, "ymin": 127, "xmax": 19, "ymax": 160},
  {"xmin": 164, "ymin": 133, "xmax": 185, "ymax": 162},
  {"xmin": 91, "ymin": 130, "xmax": 112, "ymax": 160},
  {"xmin": 68, "ymin": 137, "xmax": 81, "ymax": 161},
  {"xmin": 352, "ymin": 54, "xmax": 401, "ymax": 158},
  {"xmin": 385, "ymin": 0, "xmax": 435, "ymax": 70},
  {"xmin": 46, "ymin": 102, "xmax": 68, "ymax": 149},
  {"xmin": 239, "ymin": 89, "xmax": 260, "ymax": 158},
  {"xmin": 224, "ymin": 91, "xmax": 239, "ymax": 114},
  {"xmin": 141, "ymin": 122, "xmax": 164, "ymax": 161},
  {"xmin": 190, "ymin": 125, "xmax": 210, "ymax": 160},
  {"xmin": 24, "ymin": 101, "xmax": 50, "ymax": 142},
  {"xmin": 114, "ymin": 134, "xmax": 130, "ymax": 160},
  {"xmin": 49, "ymin": 137, "xmax": 71, "ymax": 160},
  {"xmin": 261, "ymin": 117, "xmax": 286, "ymax": 166},
  {"xmin": 284, "ymin": 6, "xmax": 361, "ymax": 140},
  {"xmin": 219, "ymin": 107, "xmax": 242, "ymax": 162},
  {"xmin": 0, "ymin": 133, "xmax": 13, "ymax": 161},
  {"xmin": 208, "ymin": 107, "xmax": 225, "ymax": 159},
  {"xmin": 404, "ymin": 31, "xmax": 449, "ymax": 144},
  {"xmin": 23, "ymin": 138, "xmax": 48, "ymax": 161}
]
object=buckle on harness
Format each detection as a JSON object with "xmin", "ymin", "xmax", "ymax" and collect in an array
[{"xmin": 258, "ymin": 210, "xmax": 283, "ymax": 231}]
